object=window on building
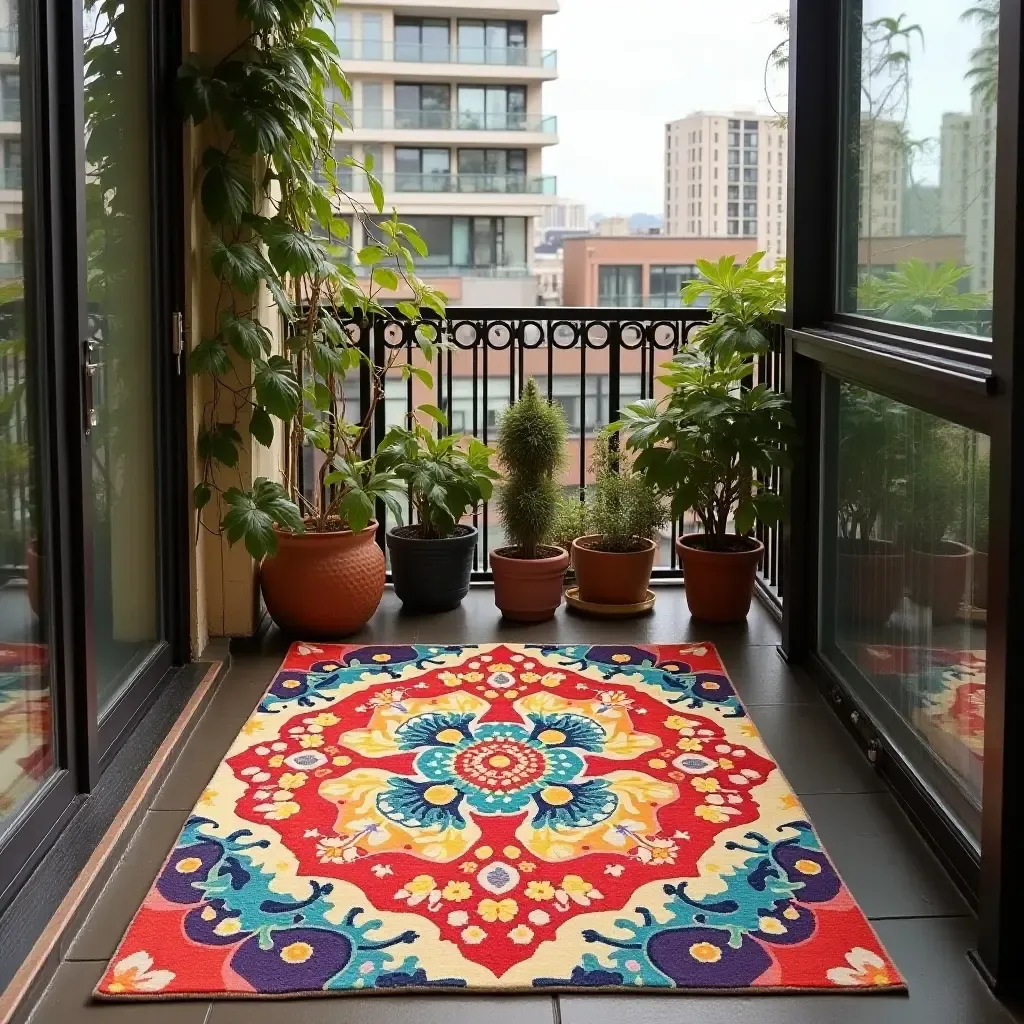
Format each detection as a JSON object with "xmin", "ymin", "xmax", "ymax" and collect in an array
[
  {"xmin": 729, "ymin": 118, "xmax": 740, "ymax": 129},
  {"xmin": 395, "ymin": 83, "xmax": 451, "ymax": 129},
  {"xmin": 457, "ymin": 85, "xmax": 526, "ymax": 130},
  {"xmin": 744, "ymin": 119, "xmax": 758, "ymax": 130},
  {"xmin": 457, "ymin": 149, "xmax": 526, "ymax": 189},
  {"xmin": 395, "ymin": 18, "xmax": 451, "ymax": 62},
  {"xmin": 728, "ymin": 220, "xmax": 740, "ymax": 235},
  {"xmin": 743, "ymin": 219, "xmax": 757, "ymax": 235},
  {"xmin": 457, "ymin": 19, "xmax": 527, "ymax": 64},
  {"xmin": 728, "ymin": 167, "xmax": 740, "ymax": 183},
  {"xmin": 744, "ymin": 149, "xmax": 758, "ymax": 166},
  {"xmin": 743, "ymin": 202, "xmax": 757, "ymax": 217},
  {"xmin": 597, "ymin": 265, "xmax": 643, "ymax": 307},
  {"xmin": 728, "ymin": 150, "xmax": 740, "ymax": 166},
  {"xmin": 744, "ymin": 132, "xmax": 758, "ymax": 147},
  {"xmin": 395, "ymin": 147, "xmax": 451, "ymax": 190},
  {"xmin": 649, "ymin": 264, "xmax": 703, "ymax": 307},
  {"xmin": 361, "ymin": 12, "xmax": 383, "ymax": 59},
  {"xmin": 744, "ymin": 168, "xmax": 758, "ymax": 182}
]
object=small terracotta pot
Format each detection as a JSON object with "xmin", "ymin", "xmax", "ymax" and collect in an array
[
  {"xmin": 910, "ymin": 541, "xmax": 973, "ymax": 624},
  {"xmin": 260, "ymin": 523, "xmax": 385, "ymax": 637},
  {"xmin": 836, "ymin": 538, "xmax": 905, "ymax": 625},
  {"xmin": 677, "ymin": 534, "xmax": 764, "ymax": 623},
  {"xmin": 572, "ymin": 535, "xmax": 657, "ymax": 606},
  {"xmin": 490, "ymin": 545, "xmax": 569, "ymax": 623}
]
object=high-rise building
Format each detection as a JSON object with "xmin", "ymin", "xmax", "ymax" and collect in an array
[
  {"xmin": 540, "ymin": 197, "xmax": 587, "ymax": 234},
  {"xmin": 0, "ymin": 13, "xmax": 18, "ymax": 278},
  {"xmin": 663, "ymin": 111, "xmax": 788, "ymax": 264},
  {"xmin": 318, "ymin": 0, "xmax": 560, "ymax": 306},
  {"xmin": 858, "ymin": 118, "xmax": 905, "ymax": 238}
]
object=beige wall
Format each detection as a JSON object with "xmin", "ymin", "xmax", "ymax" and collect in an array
[{"xmin": 857, "ymin": 234, "xmax": 965, "ymax": 268}]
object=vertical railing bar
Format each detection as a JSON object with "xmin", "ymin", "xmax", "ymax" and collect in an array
[
  {"xmin": 373, "ymin": 318, "xmax": 387, "ymax": 552},
  {"xmin": 472, "ymin": 335, "xmax": 480, "ymax": 572},
  {"xmin": 578, "ymin": 321, "xmax": 587, "ymax": 498},
  {"xmin": 482, "ymin": 321, "xmax": 490, "ymax": 562}
]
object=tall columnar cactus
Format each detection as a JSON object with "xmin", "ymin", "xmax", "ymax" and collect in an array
[{"xmin": 495, "ymin": 379, "xmax": 567, "ymax": 560}]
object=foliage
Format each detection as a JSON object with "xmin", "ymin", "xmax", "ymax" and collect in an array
[
  {"xmin": 614, "ymin": 254, "xmax": 795, "ymax": 550},
  {"xmin": 495, "ymin": 378, "xmax": 567, "ymax": 559},
  {"xmin": 551, "ymin": 494, "xmax": 591, "ymax": 554},
  {"xmin": 907, "ymin": 417, "xmax": 971, "ymax": 548},
  {"xmin": 857, "ymin": 260, "xmax": 988, "ymax": 326},
  {"xmin": 962, "ymin": 0, "xmax": 999, "ymax": 108},
  {"xmin": 375, "ymin": 415, "xmax": 498, "ymax": 540},
  {"xmin": 586, "ymin": 436, "xmax": 667, "ymax": 553},
  {"xmin": 183, "ymin": 0, "xmax": 446, "ymax": 559}
]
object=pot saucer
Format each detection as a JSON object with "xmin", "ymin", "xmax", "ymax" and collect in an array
[{"xmin": 564, "ymin": 587, "xmax": 656, "ymax": 618}]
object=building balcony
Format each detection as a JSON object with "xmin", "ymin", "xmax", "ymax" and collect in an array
[
  {"xmin": 0, "ymin": 166, "xmax": 20, "ymax": 191},
  {"xmin": 337, "ymin": 40, "xmax": 557, "ymax": 80},
  {"xmin": 344, "ymin": 108, "xmax": 558, "ymax": 146},
  {"xmin": 0, "ymin": 26, "xmax": 17, "ymax": 56},
  {"xmin": 355, "ymin": 0, "xmax": 560, "ymax": 12},
  {"xmin": 350, "ymin": 172, "xmax": 555, "ymax": 195}
]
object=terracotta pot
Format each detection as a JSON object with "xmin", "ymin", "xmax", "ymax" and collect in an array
[
  {"xmin": 260, "ymin": 523, "xmax": 385, "ymax": 637},
  {"xmin": 572, "ymin": 535, "xmax": 657, "ymax": 606},
  {"xmin": 836, "ymin": 538, "xmax": 905, "ymax": 625},
  {"xmin": 676, "ymin": 534, "xmax": 764, "ymax": 623},
  {"xmin": 910, "ymin": 541, "xmax": 974, "ymax": 625},
  {"xmin": 490, "ymin": 545, "xmax": 569, "ymax": 623},
  {"xmin": 973, "ymin": 550, "xmax": 988, "ymax": 610}
]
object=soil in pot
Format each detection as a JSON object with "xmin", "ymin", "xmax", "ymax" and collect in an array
[
  {"xmin": 260, "ymin": 522, "xmax": 385, "ymax": 637},
  {"xmin": 572, "ymin": 535, "xmax": 657, "ymax": 606},
  {"xmin": 387, "ymin": 524, "xmax": 477, "ymax": 614},
  {"xmin": 836, "ymin": 538, "xmax": 905, "ymax": 626},
  {"xmin": 677, "ymin": 534, "xmax": 764, "ymax": 624},
  {"xmin": 490, "ymin": 545, "xmax": 569, "ymax": 623},
  {"xmin": 910, "ymin": 540, "xmax": 974, "ymax": 625}
]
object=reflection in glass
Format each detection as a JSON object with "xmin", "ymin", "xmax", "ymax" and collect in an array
[
  {"xmin": 0, "ymin": 0, "xmax": 55, "ymax": 830},
  {"xmin": 85, "ymin": 0, "xmax": 160, "ymax": 711},
  {"xmin": 824, "ymin": 381, "xmax": 988, "ymax": 835},
  {"xmin": 844, "ymin": 0, "xmax": 997, "ymax": 336}
]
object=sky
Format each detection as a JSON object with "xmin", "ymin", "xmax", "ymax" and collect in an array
[{"xmin": 542, "ymin": 0, "xmax": 983, "ymax": 217}]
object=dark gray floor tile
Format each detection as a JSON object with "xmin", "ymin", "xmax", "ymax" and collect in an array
[
  {"xmin": 27, "ymin": 961, "xmax": 210, "ymax": 1024},
  {"xmin": 803, "ymin": 792, "xmax": 971, "ymax": 920},
  {"xmin": 208, "ymin": 994, "xmax": 556, "ymax": 1024},
  {"xmin": 748, "ymin": 703, "xmax": 886, "ymax": 795},
  {"xmin": 719, "ymin": 644, "xmax": 822, "ymax": 706},
  {"xmin": 558, "ymin": 918, "xmax": 1011, "ymax": 1024},
  {"xmin": 66, "ymin": 811, "xmax": 189, "ymax": 962}
]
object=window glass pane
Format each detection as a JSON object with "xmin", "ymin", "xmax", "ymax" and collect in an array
[
  {"xmin": 841, "ymin": 0, "xmax": 995, "ymax": 337},
  {"xmin": 458, "ymin": 20, "xmax": 485, "ymax": 63},
  {"xmin": 453, "ymin": 217, "xmax": 470, "ymax": 266},
  {"xmin": 361, "ymin": 13, "xmax": 383, "ymax": 59},
  {"xmin": 597, "ymin": 265, "xmax": 642, "ymax": 306},
  {"xmin": 504, "ymin": 217, "xmax": 526, "ymax": 266},
  {"xmin": 458, "ymin": 149, "xmax": 484, "ymax": 174},
  {"xmin": 334, "ymin": 12, "xmax": 352, "ymax": 58},
  {"xmin": 394, "ymin": 19, "xmax": 421, "ymax": 62},
  {"xmin": 458, "ymin": 86, "xmax": 485, "ymax": 129},
  {"xmin": 822, "ymin": 380, "xmax": 988, "ymax": 838},
  {"xmin": 422, "ymin": 19, "xmax": 450, "ymax": 62},
  {"xmin": 473, "ymin": 218, "xmax": 494, "ymax": 265}
]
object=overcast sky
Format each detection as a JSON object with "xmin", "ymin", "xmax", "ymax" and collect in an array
[{"xmin": 542, "ymin": 0, "xmax": 983, "ymax": 217}]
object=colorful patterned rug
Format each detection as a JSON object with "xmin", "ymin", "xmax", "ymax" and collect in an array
[{"xmin": 96, "ymin": 643, "xmax": 904, "ymax": 1000}]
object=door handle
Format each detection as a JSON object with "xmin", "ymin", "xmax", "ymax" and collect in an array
[{"xmin": 82, "ymin": 337, "xmax": 102, "ymax": 434}]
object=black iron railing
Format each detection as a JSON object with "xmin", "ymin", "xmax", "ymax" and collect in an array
[{"xmin": 298, "ymin": 306, "xmax": 789, "ymax": 601}]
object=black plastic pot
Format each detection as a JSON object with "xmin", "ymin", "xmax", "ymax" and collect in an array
[{"xmin": 387, "ymin": 525, "xmax": 478, "ymax": 613}]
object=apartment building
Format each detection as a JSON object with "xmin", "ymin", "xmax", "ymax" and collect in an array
[
  {"xmin": 317, "ymin": 0, "xmax": 560, "ymax": 306},
  {"xmin": 663, "ymin": 111, "xmax": 788, "ymax": 265},
  {"xmin": 0, "ymin": 19, "xmax": 18, "ymax": 278},
  {"xmin": 858, "ymin": 117, "xmax": 905, "ymax": 239}
]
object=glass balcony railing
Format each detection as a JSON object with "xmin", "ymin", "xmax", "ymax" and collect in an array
[
  {"xmin": 0, "ymin": 98, "xmax": 19, "ymax": 121},
  {"xmin": 353, "ymin": 263, "xmax": 532, "ymax": 279},
  {"xmin": 348, "ymin": 109, "xmax": 557, "ymax": 133},
  {"xmin": 0, "ymin": 26, "xmax": 17, "ymax": 53},
  {"xmin": 0, "ymin": 166, "xmax": 20, "ymax": 189},
  {"xmin": 333, "ymin": 39, "xmax": 557, "ymax": 68},
  {"xmin": 354, "ymin": 173, "xmax": 555, "ymax": 195}
]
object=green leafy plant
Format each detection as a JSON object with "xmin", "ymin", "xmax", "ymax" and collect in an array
[
  {"xmin": 614, "ymin": 254, "xmax": 795, "ymax": 551},
  {"xmin": 182, "ymin": 0, "xmax": 446, "ymax": 559},
  {"xmin": 375, "ymin": 415, "xmax": 499, "ymax": 539},
  {"xmin": 551, "ymin": 493, "xmax": 591, "ymax": 554},
  {"xmin": 907, "ymin": 417, "xmax": 970, "ymax": 549},
  {"xmin": 584, "ymin": 435, "xmax": 667, "ymax": 553},
  {"xmin": 857, "ymin": 259, "xmax": 989, "ymax": 328},
  {"xmin": 495, "ymin": 378, "xmax": 568, "ymax": 559}
]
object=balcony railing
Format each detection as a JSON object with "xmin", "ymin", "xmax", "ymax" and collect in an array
[
  {"xmin": 333, "ymin": 39, "xmax": 557, "ymax": 68},
  {"xmin": 352, "ymin": 263, "xmax": 532, "ymax": 279},
  {"xmin": 296, "ymin": 307, "xmax": 787, "ymax": 597},
  {"xmin": 0, "ymin": 98, "xmax": 18, "ymax": 122},
  {"xmin": 347, "ymin": 109, "xmax": 557, "ymax": 133},
  {"xmin": 346, "ymin": 172, "xmax": 556, "ymax": 195}
]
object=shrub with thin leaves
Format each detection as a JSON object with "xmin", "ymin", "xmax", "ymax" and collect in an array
[
  {"xmin": 183, "ymin": 0, "xmax": 446, "ymax": 559},
  {"xmin": 552, "ymin": 494, "xmax": 591, "ymax": 553},
  {"xmin": 495, "ymin": 379, "xmax": 567, "ymax": 558},
  {"xmin": 587, "ymin": 436, "xmax": 667, "ymax": 553}
]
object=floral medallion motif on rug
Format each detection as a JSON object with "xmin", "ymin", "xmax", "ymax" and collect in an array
[{"xmin": 96, "ymin": 643, "xmax": 904, "ymax": 999}]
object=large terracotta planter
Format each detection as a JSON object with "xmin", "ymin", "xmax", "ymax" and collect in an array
[
  {"xmin": 910, "ymin": 541, "xmax": 973, "ymax": 625},
  {"xmin": 836, "ymin": 538, "xmax": 905, "ymax": 625},
  {"xmin": 572, "ymin": 535, "xmax": 656, "ymax": 606},
  {"xmin": 490, "ymin": 545, "xmax": 569, "ymax": 623},
  {"xmin": 260, "ymin": 523, "xmax": 385, "ymax": 637},
  {"xmin": 677, "ymin": 534, "xmax": 764, "ymax": 623}
]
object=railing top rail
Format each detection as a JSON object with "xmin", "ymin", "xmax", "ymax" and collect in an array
[{"xmin": 383, "ymin": 306, "xmax": 713, "ymax": 321}]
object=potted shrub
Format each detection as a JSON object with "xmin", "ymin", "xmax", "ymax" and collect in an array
[
  {"xmin": 491, "ymin": 378, "xmax": 570, "ymax": 622},
  {"xmin": 552, "ymin": 493, "xmax": 590, "ymax": 577},
  {"xmin": 376, "ymin": 415, "xmax": 498, "ymax": 613},
  {"xmin": 571, "ymin": 435, "xmax": 667, "ymax": 606},
  {"xmin": 835, "ymin": 384, "xmax": 907, "ymax": 625},
  {"xmin": 614, "ymin": 254, "xmax": 795, "ymax": 623},
  {"xmin": 180, "ymin": 3, "xmax": 445, "ymax": 636}
]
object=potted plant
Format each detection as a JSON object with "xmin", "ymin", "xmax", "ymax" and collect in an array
[
  {"xmin": 180, "ymin": 2, "xmax": 445, "ymax": 636},
  {"xmin": 552, "ymin": 493, "xmax": 590, "ymax": 580},
  {"xmin": 491, "ymin": 378, "xmax": 570, "ymax": 622},
  {"xmin": 835, "ymin": 383, "xmax": 906, "ymax": 625},
  {"xmin": 614, "ymin": 254, "xmax": 795, "ymax": 623},
  {"xmin": 375, "ymin": 414, "xmax": 498, "ymax": 613},
  {"xmin": 908, "ymin": 419, "xmax": 973, "ymax": 624},
  {"xmin": 571, "ymin": 435, "xmax": 667, "ymax": 606}
]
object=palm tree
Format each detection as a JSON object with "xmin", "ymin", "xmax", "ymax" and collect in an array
[{"xmin": 962, "ymin": 0, "xmax": 999, "ymax": 108}]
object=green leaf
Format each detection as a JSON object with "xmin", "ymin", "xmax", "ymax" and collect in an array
[
  {"xmin": 222, "ymin": 314, "xmax": 272, "ymax": 359},
  {"xmin": 223, "ymin": 478, "xmax": 303, "ymax": 560},
  {"xmin": 358, "ymin": 245, "xmax": 385, "ymax": 266},
  {"xmin": 236, "ymin": 0, "xmax": 281, "ymax": 31},
  {"xmin": 254, "ymin": 356, "xmax": 301, "ymax": 420},
  {"xmin": 249, "ymin": 405, "xmax": 274, "ymax": 447},
  {"xmin": 397, "ymin": 222, "xmax": 429, "ymax": 257},
  {"xmin": 197, "ymin": 423, "xmax": 242, "ymax": 468},
  {"xmin": 193, "ymin": 482, "xmax": 212, "ymax": 510},
  {"xmin": 209, "ymin": 239, "xmax": 265, "ymax": 293},
  {"xmin": 372, "ymin": 267, "xmax": 399, "ymax": 290},
  {"xmin": 418, "ymin": 404, "xmax": 448, "ymax": 427},
  {"xmin": 367, "ymin": 172, "xmax": 385, "ymax": 213},
  {"xmin": 397, "ymin": 300, "xmax": 419, "ymax": 320},
  {"xmin": 200, "ymin": 149, "xmax": 251, "ymax": 226},
  {"xmin": 313, "ymin": 380, "xmax": 333, "ymax": 411},
  {"xmin": 409, "ymin": 365, "xmax": 433, "ymax": 388},
  {"xmin": 187, "ymin": 337, "xmax": 231, "ymax": 375},
  {"xmin": 177, "ymin": 62, "xmax": 212, "ymax": 124}
]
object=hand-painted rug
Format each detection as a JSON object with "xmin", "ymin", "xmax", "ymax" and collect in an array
[{"xmin": 95, "ymin": 643, "xmax": 905, "ymax": 1000}]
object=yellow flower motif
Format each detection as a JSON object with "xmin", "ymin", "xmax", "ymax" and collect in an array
[
  {"xmin": 268, "ymin": 754, "xmax": 285, "ymax": 768},
  {"xmin": 793, "ymin": 858, "xmax": 822, "ymax": 876},
  {"xmin": 598, "ymin": 690, "xmax": 633, "ymax": 708},
  {"xmin": 280, "ymin": 941, "xmax": 314, "ymax": 963},
  {"xmin": 439, "ymin": 672, "xmax": 462, "ymax": 688},
  {"xmin": 213, "ymin": 917, "xmax": 242, "ymax": 937},
  {"xmin": 311, "ymin": 712, "xmax": 339, "ymax": 727},
  {"xmin": 463, "ymin": 672, "xmax": 484, "ymax": 683},
  {"xmin": 503, "ymin": 845, "xmax": 521, "ymax": 859},
  {"xmin": 298, "ymin": 734, "xmax": 324, "ymax": 749},
  {"xmin": 278, "ymin": 772, "xmax": 307, "ymax": 791},
  {"xmin": 406, "ymin": 874, "xmax": 437, "ymax": 896},
  {"xmin": 459, "ymin": 861, "xmax": 478, "ymax": 873},
  {"xmin": 759, "ymin": 917, "xmax": 787, "ymax": 935},
  {"xmin": 198, "ymin": 789, "xmax": 217, "ymax": 806},
  {"xmin": 719, "ymin": 757, "xmax": 735, "ymax": 769},
  {"xmin": 540, "ymin": 673, "xmax": 564, "ymax": 687},
  {"xmin": 664, "ymin": 715, "xmax": 694, "ymax": 730},
  {"xmin": 519, "ymin": 672, "xmax": 541, "ymax": 683},
  {"xmin": 372, "ymin": 653, "xmax": 392, "ymax": 662},
  {"xmin": 525, "ymin": 880, "xmax": 555, "ymax": 901},
  {"xmin": 484, "ymin": 689, "xmax": 499, "ymax": 699},
  {"xmin": 478, "ymin": 898, "xmax": 517, "ymax": 923},
  {"xmin": 332, "ymin": 755, "xmax": 352, "ymax": 766},
  {"xmin": 648, "ymin": 758, "xmax": 667, "ymax": 769},
  {"xmin": 175, "ymin": 857, "xmax": 203, "ymax": 874},
  {"xmin": 560, "ymin": 875, "xmax": 592, "ymax": 898},
  {"xmin": 740, "ymin": 723, "xmax": 759, "ymax": 738},
  {"xmin": 442, "ymin": 881, "xmax": 472, "ymax": 902},
  {"xmin": 264, "ymin": 800, "xmax": 300, "ymax": 820},
  {"xmin": 779, "ymin": 793, "xmax": 801, "ymax": 810},
  {"xmin": 475, "ymin": 846, "xmax": 493, "ymax": 860},
  {"xmin": 489, "ymin": 663, "xmax": 515, "ymax": 673},
  {"xmin": 519, "ymin": 861, "xmax": 537, "ymax": 873},
  {"xmin": 461, "ymin": 925, "xmax": 487, "ymax": 945},
  {"xmin": 508, "ymin": 925, "xmax": 534, "ymax": 945},
  {"xmin": 504, "ymin": 690, "xmax": 520, "ymax": 699},
  {"xmin": 692, "ymin": 777, "xmax": 720, "ymax": 793},
  {"xmin": 677, "ymin": 737, "xmax": 703, "ymax": 752},
  {"xmin": 689, "ymin": 941, "xmax": 723, "ymax": 964},
  {"xmin": 240, "ymin": 718, "xmax": 262, "ymax": 735},
  {"xmin": 611, "ymin": 653, "xmax": 632, "ymax": 663},
  {"xmin": 695, "ymin": 804, "xmax": 730, "ymax": 824}
]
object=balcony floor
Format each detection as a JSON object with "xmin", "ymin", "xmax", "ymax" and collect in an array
[{"xmin": 26, "ymin": 587, "xmax": 1016, "ymax": 1023}]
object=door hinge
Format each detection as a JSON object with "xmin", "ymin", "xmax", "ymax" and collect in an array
[{"xmin": 172, "ymin": 310, "xmax": 186, "ymax": 375}]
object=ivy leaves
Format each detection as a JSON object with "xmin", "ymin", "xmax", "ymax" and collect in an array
[
  {"xmin": 254, "ymin": 356, "xmax": 301, "ymax": 420},
  {"xmin": 224, "ymin": 478, "xmax": 305, "ymax": 559}
]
